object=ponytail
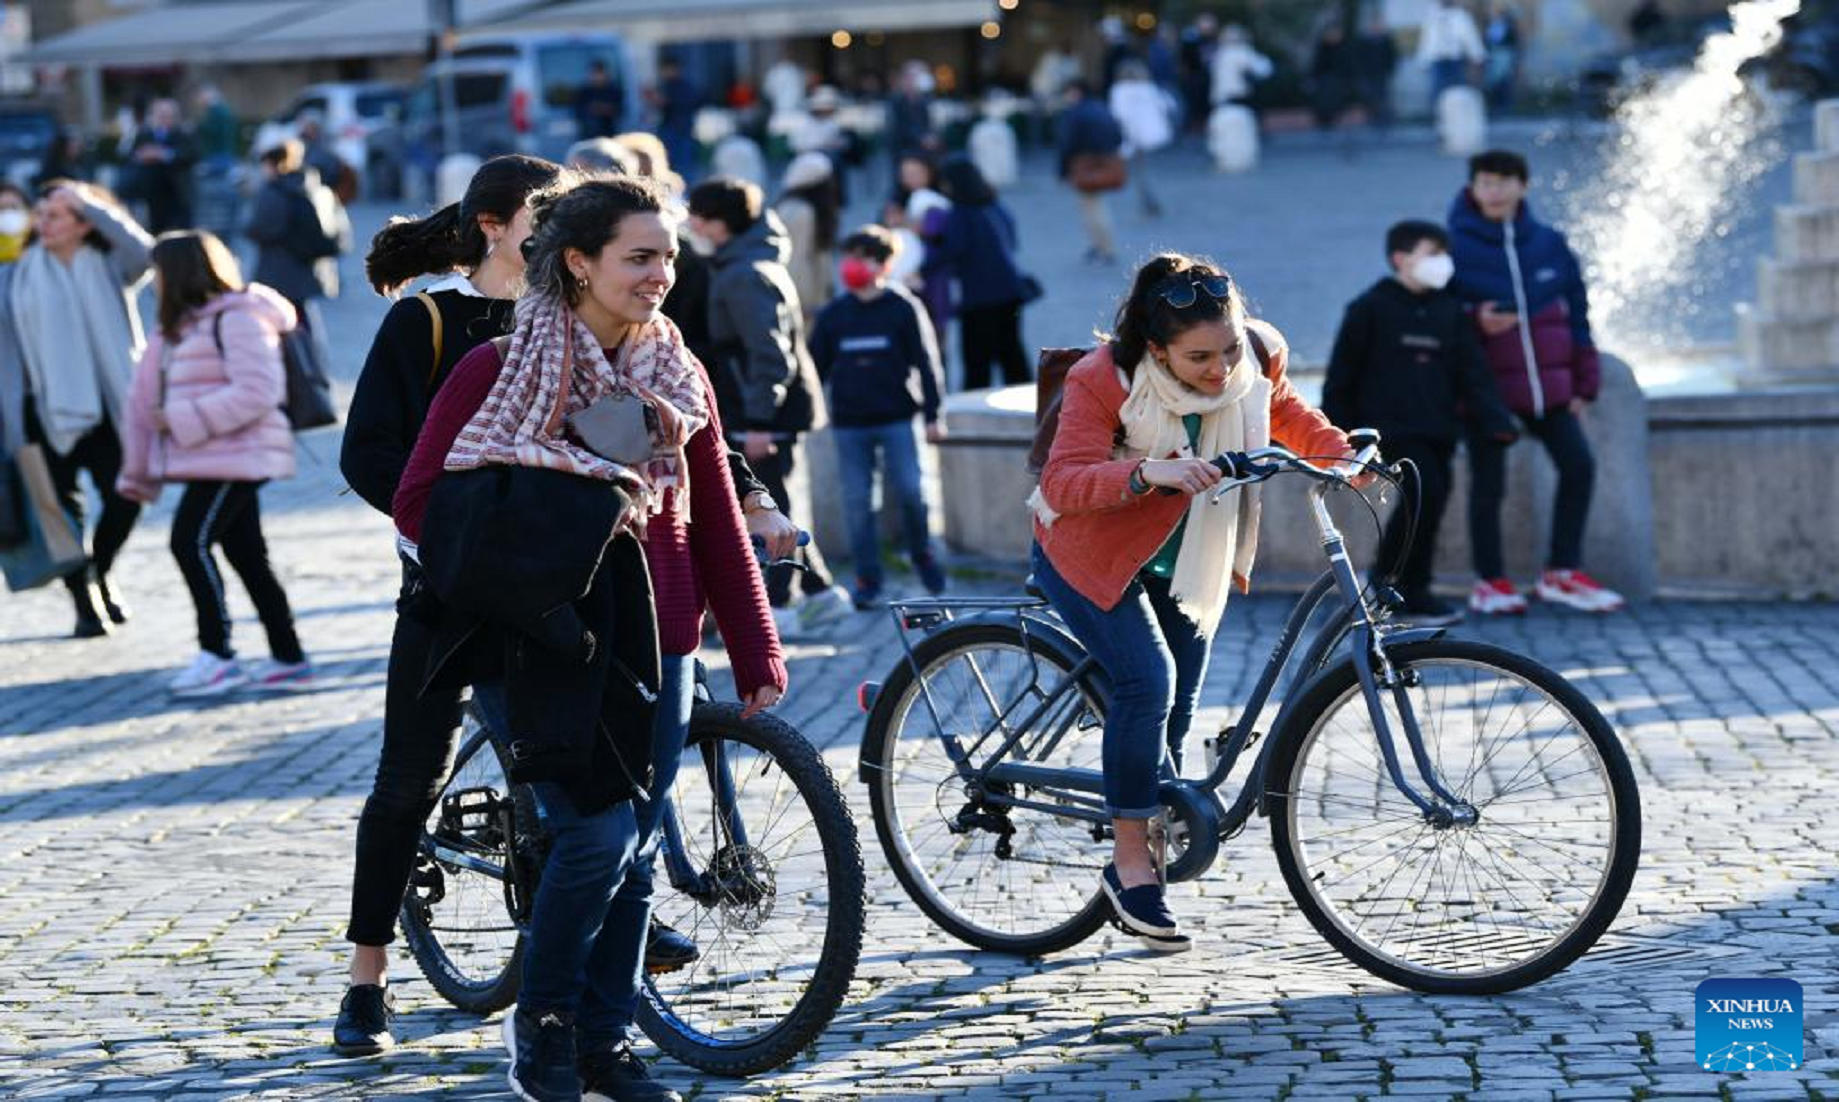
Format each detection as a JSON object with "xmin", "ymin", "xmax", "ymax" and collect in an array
[{"xmin": 362, "ymin": 153, "xmax": 563, "ymax": 296}]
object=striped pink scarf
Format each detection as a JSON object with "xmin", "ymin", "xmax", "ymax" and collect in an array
[{"xmin": 444, "ymin": 292, "xmax": 708, "ymax": 519}]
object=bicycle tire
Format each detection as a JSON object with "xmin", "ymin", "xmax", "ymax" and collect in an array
[
  {"xmin": 638, "ymin": 702, "xmax": 864, "ymax": 1077},
  {"xmin": 863, "ymin": 618, "xmax": 1112, "ymax": 956},
  {"xmin": 401, "ymin": 711, "xmax": 538, "ymax": 1014},
  {"xmin": 1267, "ymin": 639, "xmax": 1641, "ymax": 994}
]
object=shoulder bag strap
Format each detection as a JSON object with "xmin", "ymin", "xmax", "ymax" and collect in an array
[{"xmin": 417, "ymin": 292, "xmax": 443, "ymax": 387}]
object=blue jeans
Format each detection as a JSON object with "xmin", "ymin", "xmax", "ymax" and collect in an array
[
  {"xmin": 1030, "ymin": 543, "xmax": 1212, "ymax": 819},
  {"xmin": 481, "ymin": 655, "xmax": 696, "ymax": 1045},
  {"xmin": 834, "ymin": 420, "xmax": 932, "ymax": 593}
]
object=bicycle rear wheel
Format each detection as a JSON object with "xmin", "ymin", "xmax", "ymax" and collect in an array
[
  {"xmin": 1268, "ymin": 639, "xmax": 1641, "ymax": 994},
  {"xmin": 863, "ymin": 619, "xmax": 1112, "ymax": 956},
  {"xmin": 401, "ymin": 704, "xmax": 540, "ymax": 1013},
  {"xmin": 638, "ymin": 703, "xmax": 863, "ymax": 1077}
]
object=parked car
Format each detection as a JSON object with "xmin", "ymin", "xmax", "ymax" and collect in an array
[
  {"xmin": 0, "ymin": 104, "xmax": 57, "ymax": 190},
  {"xmin": 403, "ymin": 31, "xmax": 635, "ymax": 182},
  {"xmin": 250, "ymin": 81, "xmax": 407, "ymax": 199}
]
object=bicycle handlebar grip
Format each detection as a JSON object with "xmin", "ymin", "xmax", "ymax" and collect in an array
[{"xmin": 1212, "ymin": 452, "xmax": 1247, "ymax": 479}]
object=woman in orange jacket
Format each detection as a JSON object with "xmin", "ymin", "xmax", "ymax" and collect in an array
[{"xmin": 1030, "ymin": 253, "xmax": 1354, "ymax": 951}]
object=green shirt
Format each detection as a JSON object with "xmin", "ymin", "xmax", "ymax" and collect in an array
[{"xmin": 1141, "ymin": 414, "xmax": 1202, "ymax": 579}]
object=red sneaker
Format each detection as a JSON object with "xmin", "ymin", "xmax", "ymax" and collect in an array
[
  {"xmin": 1468, "ymin": 578, "xmax": 1528, "ymax": 615},
  {"xmin": 1536, "ymin": 569, "xmax": 1625, "ymax": 612}
]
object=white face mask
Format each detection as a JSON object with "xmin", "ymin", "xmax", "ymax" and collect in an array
[
  {"xmin": 0, "ymin": 210, "xmax": 28, "ymax": 236},
  {"xmin": 684, "ymin": 229, "xmax": 716, "ymax": 257},
  {"xmin": 1412, "ymin": 252, "xmax": 1455, "ymax": 291}
]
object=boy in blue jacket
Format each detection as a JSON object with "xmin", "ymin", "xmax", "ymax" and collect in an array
[
  {"xmin": 809, "ymin": 225, "xmax": 948, "ymax": 608},
  {"xmin": 1447, "ymin": 149, "xmax": 1625, "ymax": 615}
]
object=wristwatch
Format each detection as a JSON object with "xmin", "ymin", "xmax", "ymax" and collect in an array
[{"xmin": 743, "ymin": 491, "xmax": 780, "ymax": 515}]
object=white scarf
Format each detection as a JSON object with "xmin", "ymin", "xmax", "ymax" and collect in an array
[
  {"xmin": 11, "ymin": 245, "xmax": 138, "ymax": 455},
  {"xmin": 1033, "ymin": 341, "xmax": 1269, "ymax": 632}
]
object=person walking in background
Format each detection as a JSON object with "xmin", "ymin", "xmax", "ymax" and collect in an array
[
  {"xmin": 245, "ymin": 139, "xmax": 351, "ymax": 321},
  {"xmin": 686, "ymin": 176, "xmax": 853, "ymax": 637},
  {"xmin": 6, "ymin": 180, "xmax": 153, "ymax": 637},
  {"xmin": 116, "ymin": 232, "xmax": 311, "ymax": 696},
  {"xmin": 886, "ymin": 62, "xmax": 940, "ymax": 168},
  {"xmin": 1355, "ymin": 13, "xmax": 1400, "ymax": 133},
  {"xmin": 1099, "ymin": 17, "xmax": 1135, "ymax": 92},
  {"xmin": 127, "ymin": 98, "xmax": 197, "ymax": 233},
  {"xmin": 776, "ymin": 152, "xmax": 840, "ymax": 330},
  {"xmin": 1447, "ymin": 149, "xmax": 1624, "ymax": 615},
  {"xmin": 1059, "ymin": 80, "xmax": 1125, "ymax": 266},
  {"xmin": 332, "ymin": 154, "xmax": 563, "ymax": 1058},
  {"xmin": 0, "ymin": 185, "xmax": 30, "ymax": 264},
  {"xmin": 810, "ymin": 225, "xmax": 947, "ymax": 609},
  {"xmin": 934, "ymin": 157, "xmax": 1033, "ymax": 390},
  {"xmin": 194, "ymin": 86, "xmax": 240, "ymax": 170},
  {"xmin": 1109, "ymin": 61, "xmax": 1174, "ymax": 218},
  {"xmin": 576, "ymin": 59, "xmax": 625, "ymax": 140},
  {"xmin": 1309, "ymin": 20, "xmax": 1362, "ymax": 133},
  {"xmin": 1417, "ymin": 0, "xmax": 1485, "ymax": 110},
  {"xmin": 1321, "ymin": 220, "xmax": 1516, "ymax": 625},
  {"xmin": 1179, "ymin": 14, "xmax": 1220, "ymax": 131},
  {"xmin": 1210, "ymin": 23, "xmax": 1273, "ymax": 112},
  {"xmin": 1483, "ymin": 3, "xmax": 1524, "ymax": 113},
  {"xmin": 36, "ymin": 128, "xmax": 91, "ymax": 189},
  {"xmin": 649, "ymin": 56, "xmax": 703, "ymax": 181}
]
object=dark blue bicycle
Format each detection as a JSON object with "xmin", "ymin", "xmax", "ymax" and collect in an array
[{"xmin": 857, "ymin": 435, "xmax": 1641, "ymax": 994}]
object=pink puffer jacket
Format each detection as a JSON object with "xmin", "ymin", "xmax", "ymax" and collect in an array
[{"xmin": 118, "ymin": 283, "xmax": 298, "ymax": 498}]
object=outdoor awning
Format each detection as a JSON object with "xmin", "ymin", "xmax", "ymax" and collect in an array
[
  {"xmin": 24, "ymin": 0, "xmax": 539, "ymax": 67},
  {"xmin": 472, "ymin": 0, "xmax": 1001, "ymax": 44}
]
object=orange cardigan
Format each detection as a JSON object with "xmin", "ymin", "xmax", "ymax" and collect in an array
[{"xmin": 1034, "ymin": 328, "xmax": 1350, "ymax": 612}]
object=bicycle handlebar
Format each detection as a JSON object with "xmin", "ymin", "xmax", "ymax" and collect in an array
[{"xmin": 1206, "ymin": 428, "xmax": 1385, "ymax": 505}]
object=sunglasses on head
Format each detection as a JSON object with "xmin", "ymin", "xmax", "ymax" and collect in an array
[{"xmin": 1154, "ymin": 273, "xmax": 1233, "ymax": 310}]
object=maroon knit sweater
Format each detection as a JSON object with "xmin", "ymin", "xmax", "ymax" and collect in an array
[{"xmin": 393, "ymin": 341, "xmax": 787, "ymax": 698}]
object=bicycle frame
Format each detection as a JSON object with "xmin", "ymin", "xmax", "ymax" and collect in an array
[{"xmin": 882, "ymin": 476, "xmax": 1475, "ymax": 866}]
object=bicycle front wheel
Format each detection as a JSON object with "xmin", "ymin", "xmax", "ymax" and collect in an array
[
  {"xmin": 637, "ymin": 702, "xmax": 864, "ymax": 1077},
  {"xmin": 1268, "ymin": 639, "xmax": 1641, "ymax": 994},
  {"xmin": 863, "ymin": 619, "xmax": 1112, "ymax": 956}
]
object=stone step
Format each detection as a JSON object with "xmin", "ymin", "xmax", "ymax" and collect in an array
[
  {"xmin": 1794, "ymin": 150, "xmax": 1839, "ymax": 206},
  {"xmin": 1755, "ymin": 256, "xmax": 1839, "ymax": 320},
  {"xmin": 1737, "ymin": 304, "xmax": 1839, "ymax": 375},
  {"xmin": 1815, "ymin": 98, "xmax": 1839, "ymax": 153},
  {"xmin": 1773, "ymin": 204, "xmax": 1839, "ymax": 263}
]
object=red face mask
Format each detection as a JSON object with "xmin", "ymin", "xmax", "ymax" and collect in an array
[{"xmin": 839, "ymin": 257, "xmax": 879, "ymax": 291}]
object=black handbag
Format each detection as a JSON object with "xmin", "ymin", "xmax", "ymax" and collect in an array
[{"xmin": 0, "ymin": 454, "xmax": 26, "ymax": 548}]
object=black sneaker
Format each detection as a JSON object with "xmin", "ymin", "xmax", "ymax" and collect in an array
[
  {"xmin": 96, "ymin": 576, "xmax": 130, "ymax": 625},
  {"xmin": 1398, "ymin": 589, "xmax": 1465, "ymax": 627},
  {"xmin": 504, "ymin": 1006, "xmax": 581, "ymax": 1102},
  {"xmin": 1100, "ymin": 863, "xmax": 1191, "ymax": 953},
  {"xmin": 580, "ymin": 1040, "xmax": 682, "ymax": 1102},
  {"xmin": 850, "ymin": 585, "xmax": 884, "ymax": 612},
  {"xmin": 644, "ymin": 917, "xmax": 700, "ymax": 974},
  {"xmin": 331, "ymin": 983, "xmax": 397, "ymax": 1057}
]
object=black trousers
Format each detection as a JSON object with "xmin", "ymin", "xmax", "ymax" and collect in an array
[
  {"xmin": 24, "ymin": 404, "xmax": 141, "ymax": 602},
  {"xmin": 751, "ymin": 437, "xmax": 836, "ymax": 607},
  {"xmin": 958, "ymin": 302, "xmax": 1032, "ymax": 392},
  {"xmin": 1468, "ymin": 409, "xmax": 1595, "ymax": 578},
  {"xmin": 1373, "ymin": 436, "xmax": 1454, "ymax": 595},
  {"xmin": 169, "ymin": 480, "xmax": 304, "ymax": 663},
  {"xmin": 346, "ymin": 560, "xmax": 466, "ymax": 946}
]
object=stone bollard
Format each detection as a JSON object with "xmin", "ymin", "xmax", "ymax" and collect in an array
[
  {"xmin": 437, "ymin": 153, "xmax": 482, "ymax": 207},
  {"xmin": 1437, "ymin": 86, "xmax": 1487, "ymax": 156},
  {"xmin": 969, "ymin": 117, "xmax": 1020, "ymax": 189},
  {"xmin": 936, "ymin": 388, "xmax": 1038, "ymax": 561},
  {"xmin": 1208, "ymin": 105, "xmax": 1260, "ymax": 173},
  {"xmin": 710, "ymin": 135, "xmax": 767, "ymax": 186}
]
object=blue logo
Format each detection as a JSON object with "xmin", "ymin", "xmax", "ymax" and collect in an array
[{"xmin": 1696, "ymin": 978, "xmax": 1802, "ymax": 1072}]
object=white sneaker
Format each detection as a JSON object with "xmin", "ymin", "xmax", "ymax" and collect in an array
[
  {"xmin": 771, "ymin": 606, "xmax": 804, "ymax": 643},
  {"xmin": 1535, "ymin": 569, "xmax": 1625, "ymax": 613},
  {"xmin": 1468, "ymin": 578, "xmax": 1529, "ymax": 616},
  {"xmin": 245, "ymin": 658, "xmax": 316, "ymax": 691},
  {"xmin": 797, "ymin": 586, "xmax": 854, "ymax": 631},
  {"xmin": 169, "ymin": 652, "xmax": 248, "ymax": 697}
]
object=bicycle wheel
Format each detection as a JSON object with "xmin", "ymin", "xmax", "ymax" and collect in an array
[
  {"xmin": 1267, "ymin": 639, "xmax": 1641, "ymax": 994},
  {"xmin": 400, "ymin": 704, "xmax": 540, "ymax": 1014},
  {"xmin": 638, "ymin": 702, "xmax": 863, "ymax": 1077},
  {"xmin": 863, "ymin": 618, "xmax": 1112, "ymax": 956}
]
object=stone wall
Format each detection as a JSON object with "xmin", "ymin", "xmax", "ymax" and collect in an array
[{"xmin": 1738, "ymin": 100, "xmax": 1839, "ymax": 386}]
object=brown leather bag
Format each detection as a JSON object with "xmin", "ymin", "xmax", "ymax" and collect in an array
[
  {"xmin": 1025, "ymin": 323, "xmax": 1282, "ymax": 479},
  {"xmin": 1068, "ymin": 152, "xmax": 1127, "ymax": 193}
]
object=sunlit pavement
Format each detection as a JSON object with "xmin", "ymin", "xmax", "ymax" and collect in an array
[{"xmin": 3, "ymin": 144, "xmax": 1834, "ymax": 1099}]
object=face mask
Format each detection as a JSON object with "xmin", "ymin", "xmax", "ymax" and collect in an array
[
  {"xmin": 1412, "ymin": 253, "xmax": 1455, "ymax": 291},
  {"xmin": 839, "ymin": 257, "xmax": 879, "ymax": 291},
  {"xmin": 684, "ymin": 229, "xmax": 715, "ymax": 257},
  {"xmin": 0, "ymin": 210, "xmax": 28, "ymax": 237}
]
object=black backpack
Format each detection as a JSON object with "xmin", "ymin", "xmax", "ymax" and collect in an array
[
  {"xmin": 282, "ymin": 185, "xmax": 340, "ymax": 264},
  {"xmin": 212, "ymin": 310, "xmax": 338, "ymax": 432}
]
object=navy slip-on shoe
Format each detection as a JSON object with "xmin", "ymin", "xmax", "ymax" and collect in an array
[{"xmin": 1101, "ymin": 863, "xmax": 1192, "ymax": 953}]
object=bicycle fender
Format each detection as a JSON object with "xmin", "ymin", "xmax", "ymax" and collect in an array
[{"xmin": 856, "ymin": 610, "xmax": 1106, "ymax": 786}]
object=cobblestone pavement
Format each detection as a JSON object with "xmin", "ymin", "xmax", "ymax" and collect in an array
[{"xmin": 3, "ymin": 147, "xmax": 1836, "ymax": 1100}]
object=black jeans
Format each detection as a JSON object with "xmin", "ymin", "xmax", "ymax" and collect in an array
[
  {"xmin": 346, "ymin": 560, "xmax": 466, "ymax": 947},
  {"xmin": 1374, "ymin": 436, "xmax": 1453, "ymax": 595},
  {"xmin": 169, "ymin": 480, "xmax": 305, "ymax": 663},
  {"xmin": 751, "ymin": 437, "xmax": 836, "ymax": 608},
  {"xmin": 1468, "ymin": 409, "xmax": 1595, "ymax": 579},
  {"xmin": 958, "ymin": 301, "xmax": 1032, "ymax": 392},
  {"xmin": 24, "ymin": 405, "xmax": 141, "ymax": 602}
]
